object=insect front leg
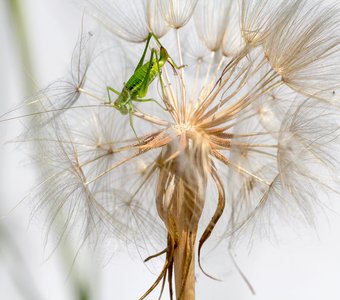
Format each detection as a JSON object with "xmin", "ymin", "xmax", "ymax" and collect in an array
[{"xmin": 106, "ymin": 86, "xmax": 120, "ymax": 104}]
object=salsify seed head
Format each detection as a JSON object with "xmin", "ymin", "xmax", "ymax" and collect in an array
[{"xmin": 13, "ymin": 0, "xmax": 340, "ymax": 298}]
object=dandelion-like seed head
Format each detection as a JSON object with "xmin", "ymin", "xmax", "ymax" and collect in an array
[{"xmin": 18, "ymin": 0, "xmax": 340, "ymax": 299}]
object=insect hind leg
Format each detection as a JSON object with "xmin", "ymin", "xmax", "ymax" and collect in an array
[
  {"xmin": 138, "ymin": 48, "xmax": 157, "ymax": 99},
  {"xmin": 149, "ymin": 32, "xmax": 186, "ymax": 70},
  {"xmin": 154, "ymin": 49, "xmax": 170, "ymax": 111},
  {"xmin": 135, "ymin": 32, "xmax": 153, "ymax": 72},
  {"xmin": 128, "ymin": 102, "xmax": 140, "ymax": 142}
]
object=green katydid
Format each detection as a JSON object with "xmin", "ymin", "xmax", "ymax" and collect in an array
[{"xmin": 106, "ymin": 32, "xmax": 184, "ymax": 139}]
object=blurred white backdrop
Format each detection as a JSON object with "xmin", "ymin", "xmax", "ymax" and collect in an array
[{"xmin": 1, "ymin": 1, "xmax": 340, "ymax": 300}]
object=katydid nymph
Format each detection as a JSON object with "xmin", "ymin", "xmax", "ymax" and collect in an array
[{"xmin": 106, "ymin": 32, "xmax": 184, "ymax": 139}]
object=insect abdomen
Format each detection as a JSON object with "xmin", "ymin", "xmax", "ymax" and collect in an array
[{"xmin": 126, "ymin": 59, "xmax": 159, "ymax": 96}]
